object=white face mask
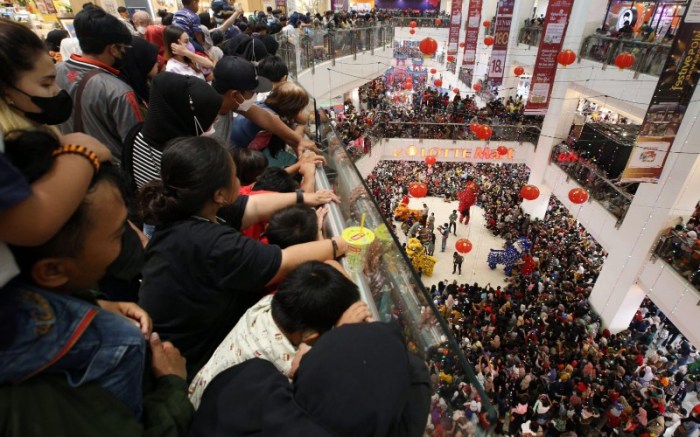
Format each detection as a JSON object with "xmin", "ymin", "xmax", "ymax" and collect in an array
[
  {"xmin": 237, "ymin": 93, "xmax": 257, "ymax": 112},
  {"xmin": 201, "ymin": 125, "xmax": 216, "ymax": 137},
  {"xmin": 137, "ymin": 26, "xmax": 146, "ymax": 35}
]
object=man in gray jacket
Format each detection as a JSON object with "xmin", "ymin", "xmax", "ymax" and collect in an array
[{"xmin": 56, "ymin": 7, "xmax": 144, "ymax": 164}]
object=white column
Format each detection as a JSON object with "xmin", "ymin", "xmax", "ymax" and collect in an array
[{"xmin": 589, "ymin": 90, "xmax": 700, "ymax": 332}]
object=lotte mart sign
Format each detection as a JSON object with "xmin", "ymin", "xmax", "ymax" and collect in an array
[{"xmin": 389, "ymin": 145, "xmax": 518, "ymax": 161}]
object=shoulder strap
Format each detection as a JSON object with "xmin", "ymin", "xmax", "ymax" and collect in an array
[{"xmin": 73, "ymin": 69, "xmax": 105, "ymax": 133}]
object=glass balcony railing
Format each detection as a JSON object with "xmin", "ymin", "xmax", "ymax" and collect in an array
[
  {"xmin": 578, "ymin": 34, "xmax": 672, "ymax": 78},
  {"xmin": 313, "ymin": 111, "xmax": 497, "ymax": 433},
  {"xmin": 653, "ymin": 228, "xmax": 700, "ymax": 292},
  {"xmin": 391, "ymin": 16, "xmax": 450, "ymax": 28},
  {"xmin": 517, "ymin": 25, "xmax": 542, "ymax": 47},
  {"xmin": 274, "ymin": 25, "xmax": 395, "ymax": 79},
  {"xmin": 365, "ymin": 121, "xmax": 541, "ymax": 143},
  {"xmin": 550, "ymin": 147, "xmax": 633, "ymax": 222}
]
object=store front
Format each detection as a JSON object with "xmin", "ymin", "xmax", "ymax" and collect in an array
[{"xmin": 601, "ymin": 0, "xmax": 687, "ymax": 41}]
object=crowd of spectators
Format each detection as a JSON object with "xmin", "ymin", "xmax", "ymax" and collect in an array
[
  {"xmin": 0, "ymin": 6, "xmax": 438, "ymax": 435},
  {"xmin": 366, "ymin": 160, "xmax": 700, "ymax": 436},
  {"xmin": 656, "ymin": 208, "xmax": 700, "ymax": 289}
]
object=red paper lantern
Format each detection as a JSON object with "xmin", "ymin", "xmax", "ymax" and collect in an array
[
  {"xmin": 430, "ymin": 68, "xmax": 437, "ymax": 74},
  {"xmin": 435, "ymin": 19, "xmax": 442, "ymax": 26},
  {"xmin": 409, "ymin": 28, "xmax": 416, "ymax": 35},
  {"xmin": 478, "ymin": 125, "xmax": 493, "ymax": 140},
  {"xmin": 568, "ymin": 188, "xmax": 589, "ymax": 204},
  {"xmin": 520, "ymin": 184, "xmax": 540, "ymax": 201},
  {"xmin": 469, "ymin": 122, "xmax": 479, "ymax": 133},
  {"xmin": 425, "ymin": 155, "xmax": 437, "ymax": 166},
  {"xmin": 473, "ymin": 83, "xmax": 482, "ymax": 91},
  {"xmin": 497, "ymin": 145, "xmax": 508, "ymax": 155},
  {"xmin": 557, "ymin": 49, "xmax": 577, "ymax": 67},
  {"xmin": 484, "ymin": 35, "xmax": 495, "ymax": 46},
  {"xmin": 434, "ymin": 79, "xmax": 443, "ymax": 87},
  {"xmin": 409, "ymin": 182, "xmax": 428, "ymax": 198},
  {"xmin": 614, "ymin": 51, "xmax": 635, "ymax": 69},
  {"xmin": 455, "ymin": 238, "xmax": 473, "ymax": 254},
  {"xmin": 447, "ymin": 55, "xmax": 455, "ymax": 62},
  {"xmin": 404, "ymin": 81, "xmax": 413, "ymax": 90},
  {"xmin": 453, "ymin": 87, "xmax": 460, "ymax": 94},
  {"xmin": 483, "ymin": 20, "xmax": 491, "ymax": 28},
  {"xmin": 409, "ymin": 20, "xmax": 417, "ymax": 28},
  {"xmin": 459, "ymin": 42, "xmax": 465, "ymax": 48},
  {"xmin": 514, "ymin": 66, "xmax": 525, "ymax": 76},
  {"xmin": 419, "ymin": 37, "xmax": 438, "ymax": 56}
]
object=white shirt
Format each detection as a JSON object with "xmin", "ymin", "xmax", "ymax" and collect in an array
[{"xmin": 165, "ymin": 58, "xmax": 206, "ymax": 81}]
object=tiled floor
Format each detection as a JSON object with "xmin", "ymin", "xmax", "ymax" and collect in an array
[{"xmin": 393, "ymin": 196, "xmax": 510, "ymax": 290}]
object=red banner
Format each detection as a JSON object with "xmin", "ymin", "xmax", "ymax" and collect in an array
[
  {"xmin": 488, "ymin": 0, "xmax": 514, "ymax": 86},
  {"xmin": 524, "ymin": 0, "xmax": 575, "ymax": 115},
  {"xmin": 447, "ymin": 0, "xmax": 464, "ymax": 57},
  {"xmin": 462, "ymin": 0, "xmax": 482, "ymax": 68}
]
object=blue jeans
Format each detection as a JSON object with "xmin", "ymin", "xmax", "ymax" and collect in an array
[
  {"xmin": 0, "ymin": 281, "xmax": 146, "ymax": 417},
  {"xmin": 441, "ymin": 237, "xmax": 447, "ymax": 251}
]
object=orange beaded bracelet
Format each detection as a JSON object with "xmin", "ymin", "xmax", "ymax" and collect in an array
[{"xmin": 52, "ymin": 144, "xmax": 100, "ymax": 173}]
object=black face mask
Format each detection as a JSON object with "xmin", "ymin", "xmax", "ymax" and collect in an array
[{"xmin": 12, "ymin": 88, "xmax": 73, "ymax": 125}]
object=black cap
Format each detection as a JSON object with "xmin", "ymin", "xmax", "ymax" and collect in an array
[{"xmin": 212, "ymin": 56, "xmax": 273, "ymax": 94}]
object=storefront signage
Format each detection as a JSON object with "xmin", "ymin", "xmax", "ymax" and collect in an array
[
  {"xmin": 621, "ymin": 7, "xmax": 700, "ymax": 183},
  {"xmin": 447, "ymin": 0, "xmax": 464, "ymax": 57},
  {"xmin": 488, "ymin": 0, "xmax": 514, "ymax": 86},
  {"xmin": 524, "ymin": 0, "xmax": 575, "ymax": 115},
  {"xmin": 391, "ymin": 145, "xmax": 515, "ymax": 160}
]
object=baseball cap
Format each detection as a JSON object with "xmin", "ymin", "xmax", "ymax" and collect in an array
[{"xmin": 212, "ymin": 56, "xmax": 273, "ymax": 94}]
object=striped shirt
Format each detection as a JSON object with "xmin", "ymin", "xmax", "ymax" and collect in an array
[{"xmin": 132, "ymin": 132, "xmax": 162, "ymax": 190}]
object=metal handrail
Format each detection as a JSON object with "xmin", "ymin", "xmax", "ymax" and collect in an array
[{"xmin": 578, "ymin": 33, "xmax": 672, "ymax": 78}]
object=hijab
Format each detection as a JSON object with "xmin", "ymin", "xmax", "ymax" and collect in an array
[
  {"xmin": 141, "ymin": 72, "xmax": 222, "ymax": 149},
  {"xmin": 189, "ymin": 322, "xmax": 430, "ymax": 437},
  {"xmin": 119, "ymin": 37, "xmax": 159, "ymax": 104}
]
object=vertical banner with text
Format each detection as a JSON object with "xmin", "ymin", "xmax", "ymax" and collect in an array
[
  {"xmin": 447, "ymin": 0, "xmax": 464, "ymax": 57},
  {"xmin": 488, "ymin": 0, "xmax": 514, "ymax": 86},
  {"xmin": 460, "ymin": 0, "xmax": 482, "ymax": 88},
  {"xmin": 621, "ymin": 0, "xmax": 700, "ymax": 183},
  {"xmin": 524, "ymin": 0, "xmax": 575, "ymax": 115}
]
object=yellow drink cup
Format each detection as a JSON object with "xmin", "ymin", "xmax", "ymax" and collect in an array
[{"xmin": 341, "ymin": 226, "xmax": 376, "ymax": 272}]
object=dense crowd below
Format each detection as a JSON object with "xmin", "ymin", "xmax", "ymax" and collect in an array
[{"xmin": 366, "ymin": 160, "xmax": 700, "ymax": 436}]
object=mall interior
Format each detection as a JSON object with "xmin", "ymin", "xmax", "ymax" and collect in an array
[{"xmin": 2, "ymin": 0, "xmax": 700, "ymax": 435}]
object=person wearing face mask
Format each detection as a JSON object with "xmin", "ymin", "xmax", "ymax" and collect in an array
[
  {"xmin": 0, "ymin": 20, "xmax": 112, "ymax": 288},
  {"xmin": 210, "ymin": 56, "xmax": 317, "ymax": 155},
  {"xmin": 122, "ymin": 72, "xmax": 222, "ymax": 192},
  {"xmin": 163, "ymin": 25, "xmax": 214, "ymax": 81},
  {"xmin": 55, "ymin": 7, "xmax": 145, "ymax": 164},
  {"xmin": 132, "ymin": 10, "xmax": 152, "ymax": 36}
]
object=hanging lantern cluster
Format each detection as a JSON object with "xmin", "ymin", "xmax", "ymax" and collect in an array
[
  {"xmin": 557, "ymin": 49, "xmax": 576, "ymax": 67},
  {"xmin": 568, "ymin": 188, "xmax": 589, "ymax": 204},
  {"xmin": 420, "ymin": 37, "xmax": 438, "ymax": 56},
  {"xmin": 520, "ymin": 185, "xmax": 540, "ymax": 201},
  {"xmin": 470, "ymin": 123, "xmax": 493, "ymax": 140},
  {"xmin": 409, "ymin": 182, "xmax": 428, "ymax": 198}
]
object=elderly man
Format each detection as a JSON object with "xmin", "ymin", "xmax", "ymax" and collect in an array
[{"xmin": 132, "ymin": 10, "xmax": 152, "ymax": 35}]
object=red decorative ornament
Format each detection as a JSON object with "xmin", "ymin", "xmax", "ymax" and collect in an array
[
  {"xmin": 453, "ymin": 87, "xmax": 460, "ymax": 94},
  {"xmin": 568, "ymin": 188, "xmax": 589, "ymax": 204},
  {"xmin": 434, "ymin": 79, "xmax": 443, "ymax": 87},
  {"xmin": 514, "ymin": 66, "xmax": 525, "ymax": 76},
  {"xmin": 409, "ymin": 20, "xmax": 417, "ymax": 28},
  {"xmin": 447, "ymin": 55, "xmax": 455, "ymax": 62},
  {"xmin": 409, "ymin": 182, "xmax": 428, "ymax": 198},
  {"xmin": 465, "ymin": 180, "xmax": 479, "ymax": 193},
  {"xmin": 469, "ymin": 122, "xmax": 480, "ymax": 134},
  {"xmin": 614, "ymin": 51, "xmax": 635, "ymax": 69},
  {"xmin": 404, "ymin": 81, "xmax": 413, "ymax": 90},
  {"xmin": 409, "ymin": 28, "xmax": 416, "ymax": 35},
  {"xmin": 435, "ymin": 18, "xmax": 442, "ymax": 26},
  {"xmin": 478, "ymin": 125, "xmax": 493, "ymax": 140},
  {"xmin": 484, "ymin": 35, "xmax": 495, "ymax": 46},
  {"xmin": 520, "ymin": 185, "xmax": 540, "ymax": 201},
  {"xmin": 459, "ymin": 188, "xmax": 476, "ymax": 206},
  {"xmin": 557, "ymin": 49, "xmax": 577, "ymax": 67},
  {"xmin": 459, "ymin": 42, "xmax": 465, "ymax": 48},
  {"xmin": 483, "ymin": 20, "xmax": 491, "ymax": 28},
  {"xmin": 430, "ymin": 68, "xmax": 437, "ymax": 74},
  {"xmin": 473, "ymin": 83, "xmax": 482, "ymax": 91},
  {"xmin": 455, "ymin": 238, "xmax": 473, "ymax": 254},
  {"xmin": 419, "ymin": 37, "xmax": 438, "ymax": 56},
  {"xmin": 425, "ymin": 155, "xmax": 437, "ymax": 166},
  {"xmin": 497, "ymin": 145, "xmax": 508, "ymax": 155}
]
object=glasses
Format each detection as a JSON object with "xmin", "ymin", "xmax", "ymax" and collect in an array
[{"xmin": 116, "ymin": 44, "xmax": 133, "ymax": 51}]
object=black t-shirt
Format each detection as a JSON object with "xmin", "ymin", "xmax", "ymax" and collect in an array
[{"xmin": 138, "ymin": 196, "xmax": 283, "ymax": 379}]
